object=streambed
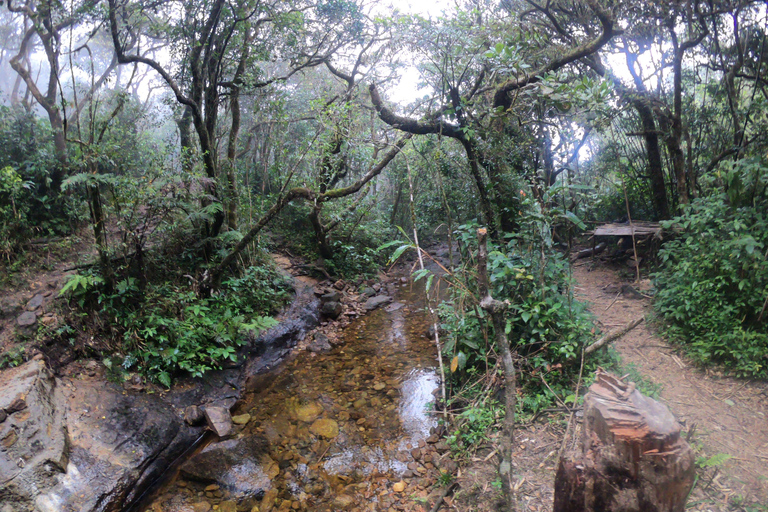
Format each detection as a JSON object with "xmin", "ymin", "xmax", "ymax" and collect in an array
[{"xmin": 143, "ymin": 277, "xmax": 452, "ymax": 512}]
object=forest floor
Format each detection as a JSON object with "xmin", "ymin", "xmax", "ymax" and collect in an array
[
  {"xmin": 571, "ymin": 259, "xmax": 768, "ymax": 512},
  {"xmin": 451, "ymin": 257, "xmax": 768, "ymax": 512}
]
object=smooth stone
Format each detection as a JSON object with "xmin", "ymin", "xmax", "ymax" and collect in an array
[
  {"xmin": 290, "ymin": 401, "xmax": 323, "ymax": 423},
  {"xmin": 309, "ymin": 418, "xmax": 339, "ymax": 438},
  {"xmin": 192, "ymin": 502, "xmax": 212, "ymax": 512},
  {"xmin": 219, "ymin": 501, "xmax": 237, "ymax": 512},
  {"xmin": 373, "ymin": 382, "xmax": 386, "ymax": 391},
  {"xmin": 393, "ymin": 481, "xmax": 406, "ymax": 492},
  {"xmin": 362, "ymin": 295, "xmax": 392, "ymax": 311},
  {"xmin": 232, "ymin": 413, "xmax": 251, "ymax": 425},
  {"xmin": 204, "ymin": 484, "xmax": 220, "ymax": 491}
]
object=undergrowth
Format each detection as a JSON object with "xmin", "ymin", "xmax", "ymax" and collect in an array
[
  {"xmin": 58, "ymin": 252, "xmax": 291, "ymax": 386},
  {"xmin": 654, "ymin": 158, "xmax": 768, "ymax": 378}
]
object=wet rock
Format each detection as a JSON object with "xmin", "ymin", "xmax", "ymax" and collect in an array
[
  {"xmin": 185, "ymin": 405, "xmax": 206, "ymax": 426},
  {"xmin": 0, "ymin": 360, "xmax": 67, "ymax": 509},
  {"xmin": 289, "ymin": 400, "xmax": 323, "ymax": 423},
  {"xmin": 360, "ymin": 287, "xmax": 376, "ymax": 297},
  {"xmin": 385, "ymin": 302, "xmax": 404, "ymax": 312},
  {"xmin": 16, "ymin": 310, "xmax": 37, "ymax": 327},
  {"xmin": 36, "ymin": 375, "xmax": 199, "ymax": 512},
  {"xmin": 309, "ymin": 418, "xmax": 339, "ymax": 438},
  {"xmin": 205, "ymin": 484, "xmax": 220, "ymax": 491},
  {"xmin": 307, "ymin": 333, "xmax": 331, "ymax": 353},
  {"xmin": 332, "ymin": 494, "xmax": 355, "ymax": 510},
  {"xmin": 192, "ymin": 502, "xmax": 212, "ymax": 512},
  {"xmin": 320, "ymin": 301, "xmax": 342, "ymax": 319},
  {"xmin": 232, "ymin": 413, "xmax": 251, "ymax": 425},
  {"xmin": 204, "ymin": 406, "xmax": 233, "ymax": 437},
  {"xmin": 219, "ymin": 501, "xmax": 238, "ymax": 512},
  {"xmin": 180, "ymin": 436, "xmax": 276, "ymax": 499},
  {"xmin": 321, "ymin": 291, "xmax": 341, "ymax": 302},
  {"xmin": 363, "ymin": 295, "xmax": 393, "ymax": 311},
  {"xmin": 26, "ymin": 294, "xmax": 44, "ymax": 311}
]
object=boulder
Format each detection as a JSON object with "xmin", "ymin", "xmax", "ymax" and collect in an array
[
  {"xmin": 0, "ymin": 360, "xmax": 68, "ymax": 511},
  {"xmin": 307, "ymin": 333, "xmax": 331, "ymax": 353},
  {"xmin": 180, "ymin": 436, "xmax": 277, "ymax": 499},
  {"xmin": 320, "ymin": 301, "xmax": 342, "ymax": 319},
  {"xmin": 0, "ymin": 361, "xmax": 201, "ymax": 512}
]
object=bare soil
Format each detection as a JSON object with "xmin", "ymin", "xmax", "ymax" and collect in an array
[
  {"xmin": 450, "ymin": 258, "xmax": 768, "ymax": 512},
  {"xmin": 572, "ymin": 259, "xmax": 768, "ymax": 511}
]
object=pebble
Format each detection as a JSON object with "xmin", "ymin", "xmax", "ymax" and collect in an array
[
  {"xmin": 232, "ymin": 413, "xmax": 251, "ymax": 425},
  {"xmin": 204, "ymin": 484, "xmax": 220, "ymax": 492},
  {"xmin": 392, "ymin": 481, "xmax": 406, "ymax": 492}
]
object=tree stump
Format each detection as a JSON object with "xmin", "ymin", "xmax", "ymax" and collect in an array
[{"xmin": 554, "ymin": 370, "xmax": 695, "ymax": 512}]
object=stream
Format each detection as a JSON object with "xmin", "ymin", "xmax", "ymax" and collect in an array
[{"xmin": 143, "ymin": 275, "xmax": 451, "ymax": 512}]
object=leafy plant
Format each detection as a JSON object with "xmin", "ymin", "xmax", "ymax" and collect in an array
[{"xmin": 654, "ymin": 164, "xmax": 768, "ymax": 378}]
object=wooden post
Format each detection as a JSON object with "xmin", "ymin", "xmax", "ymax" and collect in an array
[{"xmin": 554, "ymin": 370, "xmax": 695, "ymax": 512}]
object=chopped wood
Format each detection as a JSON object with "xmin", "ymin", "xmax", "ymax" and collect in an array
[{"xmin": 584, "ymin": 317, "xmax": 644, "ymax": 355}]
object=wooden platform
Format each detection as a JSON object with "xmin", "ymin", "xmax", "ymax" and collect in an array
[{"xmin": 591, "ymin": 221, "xmax": 661, "ymax": 237}]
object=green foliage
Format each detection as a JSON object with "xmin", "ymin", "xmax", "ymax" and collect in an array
[
  {"xmin": 60, "ymin": 264, "xmax": 289, "ymax": 384},
  {"xmin": 654, "ymin": 163, "xmax": 768, "ymax": 377},
  {"xmin": 0, "ymin": 346, "xmax": 25, "ymax": 369},
  {"xmin": 0, "ymin": 165, "xmax": 33, "ymax": 260}
]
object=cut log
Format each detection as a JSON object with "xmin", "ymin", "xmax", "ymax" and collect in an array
[
  {"xmin": 554, "ymin": 370, "xmax": 695, "ymax": 512},
  {"xmin": 571, "ymin": 243, "xmax": 606, "ymax": 261}
]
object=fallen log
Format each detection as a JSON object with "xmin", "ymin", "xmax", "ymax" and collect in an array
[
  {"xmin": 584, "ymin": 317, "xmax": 643, "ymax": 355},
  {"xmin": 554, "ymin": 370, "xmax": 695, "ymax": 512},
  {"xmin": 571, "ymin": 242, "xmax": 606, "ymax": 261}
]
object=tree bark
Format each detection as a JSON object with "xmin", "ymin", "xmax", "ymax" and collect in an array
[
  {"xmin": 554, "ymin": 370, "xmax": 695, "ymax": 512},
  {"xmin": 477, "ymin": 227, "xmax": 517, "ymax": 511}
]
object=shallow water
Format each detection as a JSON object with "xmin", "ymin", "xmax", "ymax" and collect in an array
[{"xmin": 144, "ymin": 278, "xmax": 443, "ymax": 512}]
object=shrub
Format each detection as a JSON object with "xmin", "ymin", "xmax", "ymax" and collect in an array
[{"xmin": 654, "ymin": 158, "xmax": 768, "ymax": 377}]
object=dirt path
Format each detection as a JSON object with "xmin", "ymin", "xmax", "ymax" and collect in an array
[{"xmin": 573, "ymin": 261, "xmax": 768, "ymax": 511}]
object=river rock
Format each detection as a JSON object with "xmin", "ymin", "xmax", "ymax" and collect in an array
[
  {"xmin": 307, "ymin": 332, "xmax": 332, "ymax": 353},
  {"xmin": 332, "ymin": 494, "xmax": 355, "ymax": 510},
  {"xmin": 185, "ymin": 405, "xmax": 206, "ymax": 426},
  {"xmin": 363, "ymin": 295, "xmax": 393, "ymax": 311},
  {"xmin": 16, "ymin": 310, "xmax": 37, "ymax": 327},
  {"xmin": 35, "ymin": 375, "xmax": 199, "ymax": 512},
  {"xmin": 219, "ymin": 501, "xmax": 237, "ymax": 512},
  {"xmin": 26, "ymin": 294, "xmax": 44, "ymax": 311},
  {"xmin": 320, "ymin": 301, "xmax": 342, "ymax": 319},
  {"xmin": 360, "ymin": 286, "xmax": 376, "ymax": 297},
  {"xmin": 232, "ymin": 413, "xmax": 251, "ymax": 425},
  {"xmin": 289, "ymin": 400, "xmax": 323, "ymax": 422},
  {"xmin": 180, "ymin": 436, "xmax": 277, "ymax": 498},
  {"xmin": 204, "ymin": 406, "xmax": 233, "ymax": 437},
  {"xmin": 0, "ymin": 360, "xmax": 67, "ymax": 510},
  {"xmin": 309, "ymin": 418, "xmax": 339, "ymax": 438}
]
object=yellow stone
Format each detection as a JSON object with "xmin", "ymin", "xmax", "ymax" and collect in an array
[
  {"xmin": 309, "ymin": 418, "xmax": 339, "ymax": 438},
  {"xmin": 393, "ymin": 481, "xmax": 406, "ymax": 492}
]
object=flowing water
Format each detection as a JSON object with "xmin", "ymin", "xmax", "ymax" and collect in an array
[{"xmin": 144, "ymin": 277, "xmax": 447, "ymax": 512}]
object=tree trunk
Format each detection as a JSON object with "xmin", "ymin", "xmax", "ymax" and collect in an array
[
  {"xmin": 477, "ymin": 228, "xmax": 516, "ymax": 511},
  {"xmin": 554, "ymin": 370, "xmax": 695, "ymax": 512},
  {"xmin": 633, "ymin": 100, "xmax": 670, "ymax": 219}
]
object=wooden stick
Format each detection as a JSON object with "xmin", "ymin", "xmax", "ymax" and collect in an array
[
  {"xmin": 429, "ymin": 482, "xmax": 457, "ymax": 512},
  {"xmin": 585, "ymin": 317, "xmax": 644, "ymax": 355}
]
